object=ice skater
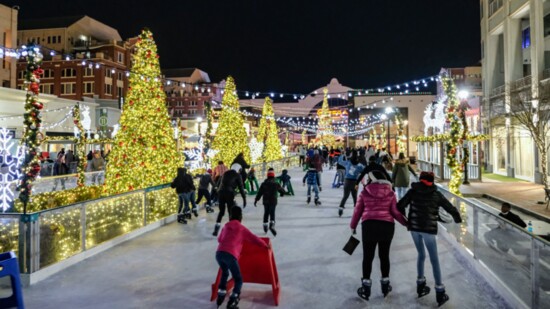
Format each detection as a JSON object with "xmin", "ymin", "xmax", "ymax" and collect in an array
[
  {"xmin": 255, "ymin": 168, "xmax": 285, "ymax": 236},
  {"xmin": 170, "ymin": 167, "xmax": 197, "ymax": 224},
  {"xmin": 276, "ymin": 169, "xmax": 292, "ymax": 194},
  {"xmin": 302, "ymin": 163, "xmax": 321, "ymax": 205},
  {"xmin": 215, "ymin": 206, "xmax": 270, "ymax": 308},
  {"xmin": 213, "ymin": 163, "xmax": 247, "ymax": 236},
  {"xmin": 397, "ymin": 171, "xmax": 462, "ymax": 306},
  {"xmin": 196, "ymin": 168, "xmax": 215, "ymax": 213},
  {"xmin": 338, "ymin": 151, "xmax": 365, "ymax": 217}
]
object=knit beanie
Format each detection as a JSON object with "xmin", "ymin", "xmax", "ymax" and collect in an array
[
  {"xmin": 267, "ymin": 168, "xmax": 275, "ymax": 178},
  {"xmin": 419, "ymin": 171, "xmax": 435, "ymax": 185}
]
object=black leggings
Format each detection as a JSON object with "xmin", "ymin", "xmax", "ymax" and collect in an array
[
  {"xmin": 196, "ymin": 189, "xmax": 212, "ymax": 206},
  {"xmin": 263, "ymin": 203, "xmax": 276, "ymax": 223},
  {"xmin": 339, "ymin": 179, "xmax": 358, "ymax": 208},
  {"xmin": 216, "ymin": 191, "xmax": 236, "ymax": 223},
  {"xmin": 362, "ymin": 220, "xmax": 395, "ymax": 279}
]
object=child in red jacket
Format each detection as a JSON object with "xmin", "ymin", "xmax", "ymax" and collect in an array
[{"xmin": 216, "ymin": 206, "xmax": 269, "ymax": 308}]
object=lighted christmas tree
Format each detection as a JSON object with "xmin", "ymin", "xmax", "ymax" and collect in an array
[
  {"xmin": 104, "ymin": 29, "xmax": 182, "ymax": 195},
  {"xmin": 257, "ymin": 97, "xmax": 282, "ymax": 162},
  {"xmin": 317, "ymin": 88, "xmax": 335, "ymax": 147},
  {"xmin": 212, "ymin": 76, "xmax": 251, "ymax": 166}
]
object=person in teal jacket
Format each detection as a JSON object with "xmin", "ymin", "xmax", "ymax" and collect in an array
[{"xmin": 338, "ymin": 151, "xmax": 365, "ymax": 217}]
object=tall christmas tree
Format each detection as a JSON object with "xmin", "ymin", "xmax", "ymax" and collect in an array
[
  {"xmin": 104, "ymin": 29, "xmax": 182, "ymax": 195},
  {"xmin": 257, "ymin": 97, "xmax": 282, "ymax": 162},
  {"xmin": 212, "ymin": 76, "xmax": 251, "ymax": 166},
  {"xmin": 317, "ymin": 88, "xmax": 335, "ymax": 147}
]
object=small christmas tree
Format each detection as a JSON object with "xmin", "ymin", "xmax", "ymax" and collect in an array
[
  {"xmin": 317, "ymin": 88, "xmax": 335, "ymax": 147},
  {"xmin": 104, "ymin": 29, "xmax": 182, "ymax": 195},
  {"xmin": 212, "ymin": 76, "xmax": 251, "ymax": 166},
  {"xmin": 257, "ymin": 97, "xmax": 282, "ymax": 162}
]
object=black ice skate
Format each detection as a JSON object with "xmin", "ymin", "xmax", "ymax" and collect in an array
[
  {"xmin": 206, "ymin": 206, "xmax": 215, "ymax": 213},
  {"xmin": 269, "ymin": 221, "xmax": 277, "ymax": 237},
  {"xmin": 314, "ymin": 198, "xmax": 321, "ymax": 206},
  {"xmin": 417, "ymin": 277, "xmax": 430, "ymax": 298},
  {"xmin": 184, "ymin": 211, "xmax": 192, "ymax": 219},
  {"xmin": 216, "ymin": 289, "xmax": 226, "ymax": 308},
  {"xmin": 263, "ymin": 223, "xmax": 268, "ymax": 234},
  {"xmin": 338, "ymin": 206, "xmax": 344, "ymax": 217},
  {"xmin": 307, "ymin": 196, "xmax": 311, "ymax": 204},
  {"xmin": 381, "ymin": 278, "xmax": 392, "ymax": 297},
  {"xmin": 226, "ymin": 293, "xmax": 240, "ymax": 309},
  {"xmin": 192, "ymin": 208, "xmax": 199, "ymax": 217},
  {"xmin": 436, "ymin": 287, "xmax": 449, "ymax": 307},
  {"xmin": 213, "ymin": 223, "xmax": 221, "ymax": 237},
  {"xmin": 177, "ymin": 214, "xmax": 187, "ymax": 224},
  {"xmin": 357, "ymin": 278, "xmax": 371, "ymax": 301}
]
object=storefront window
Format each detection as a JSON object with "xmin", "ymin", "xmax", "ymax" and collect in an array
[
  {"xmin": 512, "ymin": 128, "xmax": 534, "ymax": 180},
  {"xmin": 492, "ymin": 126, "xmax": 507, "ymax": 174}
]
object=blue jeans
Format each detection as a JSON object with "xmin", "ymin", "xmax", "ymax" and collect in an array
[
  {"xmin": 307, "ymin": 183, "xmax": 319, "ymax": 199},
  {"xmin": 411, "ymin": 231, "xmax": 442, "ymax": 286},
  {"xmin": 178, "ymin": 191, "xmax": 197, "ymax": 214},
  {"xmin": 216, "ymin": 251, "xmax": 243, "ymax": 295},
  {"xmin": 396, "ymin": 187, "xmax": 408, "ymax": 200}
]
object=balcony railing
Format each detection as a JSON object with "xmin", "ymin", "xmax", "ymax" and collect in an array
[
  {"xmin": 489, "ymin": 0, "xmax": 504, "ymax": 17},
  {"xmin": 490, "ymin": 84, "xmax": 506, "ymax": 97},
  {"xmin": 510, "ymin": 76, "xmax": 532, "ymax": 91},
  {"xmin": 542, "ymin": 68, "xmax": 550, "ymax": 81}
]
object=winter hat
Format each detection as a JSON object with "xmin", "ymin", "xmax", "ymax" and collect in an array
[
  {"xmin": 230, "ymin": 163, "xmax": 242, "ymax": 172},
  {"xmin": 207, "ymin": 169, "xmax": 212, "ymax": 174},
  {"xmin": 419, "ymin": 171, "xmax": 435, "ymax": 186},
  {"xmin": 368, "ymin": 170, "xmax": 387, "ymax": 182},
  {"xmin": 267, "ymin": 168, "xmax": 275, "ymax": 178}
]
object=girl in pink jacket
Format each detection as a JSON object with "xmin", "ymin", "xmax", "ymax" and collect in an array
[
  {"xmin": 350, "ymin": 171, "xmax": 407, "ymax": 301},
  {"xmin": 216, "ymin": 206, "xmax": 269, "ymax": 308}
]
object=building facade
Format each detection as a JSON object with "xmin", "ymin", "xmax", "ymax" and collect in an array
[
  {"xmin": 16, "ymin": 16, "xmax": 131, "ymax": 102},
  {"xmin": 0, "ymin": 4, "xmax": 18, "ymax": 88},
  {"xmin": 481, "ymin": 0, "xmax": 550, "ymax": 182}
]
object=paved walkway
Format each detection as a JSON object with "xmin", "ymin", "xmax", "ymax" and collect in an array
[{"xmin": 19, "ymin": 167, "xmax": 509, "ymax": 309}]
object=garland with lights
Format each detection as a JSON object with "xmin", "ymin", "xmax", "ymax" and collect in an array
[
  {"xmin": 257, "ymin": 97, "xmax": 283, "ymax": 162},
  {"xmin": 204, "ymin": 100, "xmax": 214, "ymax": 155},
  {"xmin": 17, "ymin": 44, "xmax": 44, "ymax": 211},
  {"xmin": 317, "ymin": 88, "xmax": 336, "ymax": 147},
  {"xmin": 301, "ymin": 130, "xmax": 307, "ymax": 145},
  {"xmin": 212, "ymin": 76, "xmax": 251, "ymax": 166},
  {"xmin": 72, "ymin": 104, "xmax": 87, "ymax": 186},
  {"xmin": 380, "ymin": 123, "xmax": 387, "ymax": 149},
  {"xmin": 395, "ymin": 111, "xmax": 405, "ymax": 154},
  {"xmin": 104, "ymin": 29, "xmax": 183, "ymax": 195},
  {"xmin": 442, "ymin": 77, "xmax": 464, "ymax": 196}
]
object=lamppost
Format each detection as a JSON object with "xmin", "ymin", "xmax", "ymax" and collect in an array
[{"xmin": 458, "ymin": 90, "xmax": 470, "ymax": 185}]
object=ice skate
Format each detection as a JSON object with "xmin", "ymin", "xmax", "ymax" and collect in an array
[
  {"xmin": 263, "ymin": 223, "xmax": 268, "ymax": 234},
  {"xmin": 216, "ymin": 289, "xmax": 226, "ymax": 308},
  {"xmin": 192, "ymin": 208, "xmax": 199, "ymax": 217},
  {"xmin": 381, "ymin": 278, "xmax": 392, "ymax": 297},
  {"xmin": 269, "ymin": 221, "xmax": 277, "ymax": 237},
  {"xmin": 338, "ymin": 206, "xmax": 344, "ymax": 217},
  {"xmin": 357, "ymin": 279, "xmax": 371, "ymax": 301},
  {"xmin": 213, "ymin": 223, "xmax": 221, "ymax": 236},
  {"xmin": 417, "ymin": 277, "xmax": 430, "ymax": 298},
  {"xmin": 436, "ymin": 286, "xmax": 449, "ymax": 307},
  {"xmin": 226, "ymin": 293, "xmax": 240, "ymax": 309},
  {"xmin": 314, "ymin": 198, "xmax": 321, "ymax": 206},
  {"xmin": 307, "ymin": 196, "xmax": 311, "ymax": 204},
  {"xmin": 177, "ymin": 214, "xmax": 187, "ymax": 224},
  {"xmin": 206, "ymin": 206, "xmax": 214, "ymax": 213}
]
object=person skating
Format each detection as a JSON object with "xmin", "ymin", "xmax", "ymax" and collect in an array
[
  {"xmin": 392, "ymin": 152, "xmax": 418, "ymax": 200},
  {"xmin": 213, "ymin": 163, "xmax": 247, "ymax": 236},
  {"xmin": 170, "ymin": 167, "xmax": 197, "ymax": 224},
  {"xmin": 215, "ymin": 206, "xmax": 270, "ymax": 308},
  {"xmin": 254, "ymin": 168, "xmax": 285, "ymax": 236},
  {"xmin": 247, "ymin": 168, "xmax": 257, "ymax": 192},
  {"xmin": 196, "ymin": 169, "xmax": 216, "ymax": 213},
  {"xmin": 397, "ymin": 171, "xmax": 462, "ymax": 307},
  {"xmin": 276, "ymin": 169, "xmax": 292, "ymax": 194},
  {"xmin": 351, "ymin": 171, "xmax": 407, "ymax": 301},
  {"xmin": 356, "ymin": 156, "xmax": 392, "ymax": 189},
  {"xmin": 338, "ymin": 151, "xmax": 365, "ymax": 217},
  {"xmin": 302, "ymin": 163, "xmax": 321, "ymax": 205}
]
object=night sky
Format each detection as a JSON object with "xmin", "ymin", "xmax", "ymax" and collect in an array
[{"xmin": 4, "ymin": 0, "xmax": 481, "ymax": 94}]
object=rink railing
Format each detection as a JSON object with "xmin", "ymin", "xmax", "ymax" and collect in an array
[
  {"xmin": 0, "ymin": 155, "xmax": 299, "ymax": 286},
  {"xmin": 437, "ymin": 186, "xmax": 549, "ymax": 309}
]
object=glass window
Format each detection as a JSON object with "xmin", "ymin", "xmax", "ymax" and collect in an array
[
  {"xmin": 61, "ymin": 68, "xmax": 76, "ymax": 78},
  {"xmin": 522, "ymin": 27, "xmax": 531, "ymax": 49},
  {"xmin": 39, "ymin": 84, "xmax": 53, "ymax": 94},
  {"xmin": 117, "ymin": 86, "xmax": 123, "ymax": 97},
  {"xmin": 43, "ymin": 69, "xmax": 54, "ymax": 78},
  {"xmin": 83, "ymin": 82, "xmax": 94, "ymax": 94},
  {"xmin": 105, "ymin": 84, "xmax": 112, "ymax": 95},
  {"xmin": 84, "ymin": 67, "xmax": 94, "ymax": 77},
  {"xmin": 105, "ymin": 70, "xmax": 112, "ymax": 78},
  {"xmin": 117, "ymin": 52, "xmax": 124, "ymax": 63},
  {"xmin": 61, "ymin": 83, "xmax": 75, "ymax": 94}
]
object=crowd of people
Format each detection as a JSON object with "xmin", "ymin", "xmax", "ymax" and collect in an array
[{"xmin": 171, "ymin": 144, "xmax": 535, "ymax": 309}]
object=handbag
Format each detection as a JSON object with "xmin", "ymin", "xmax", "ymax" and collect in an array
[
  {"xmin": 438, "ymin": 207, "xmax": 454, "ymax": 223},
  {"xmin": 342, "ymin": 235, "xmax": 360, "ymax": 255}
]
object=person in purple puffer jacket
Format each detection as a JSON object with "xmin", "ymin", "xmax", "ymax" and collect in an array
[{"xmin": 350, "ymin": 170, "xmax": 408, "ymax": 302}]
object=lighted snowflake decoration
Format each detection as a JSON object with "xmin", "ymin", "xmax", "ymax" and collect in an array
[
  {"xmin": 248, "ymin": 138, "xmax": 264, "ymax": 164},
  {"xmin": 0, "ymin": 128, "xmax": 24, "ymax": 212}
]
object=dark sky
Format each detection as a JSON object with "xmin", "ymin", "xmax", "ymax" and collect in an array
[{"xmin": 4, "ymin": 0, "xmax": 481, "ymax": 94}]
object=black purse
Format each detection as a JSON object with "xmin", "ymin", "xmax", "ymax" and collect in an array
[{"xmin": 342, "ymin": 235, "xmax": 360, "ymax": 255}]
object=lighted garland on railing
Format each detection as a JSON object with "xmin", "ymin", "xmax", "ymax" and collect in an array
[
  {"xmin": 72, "ymin": 104, "xmax": 87, "ymax": 186},
  {"xmin": 17, "ymin": 45, "xmax": 44, "ymax": 211},
  {"xmin": 411, "ymin": 133, "xmax": 488, "ymax": 143}
]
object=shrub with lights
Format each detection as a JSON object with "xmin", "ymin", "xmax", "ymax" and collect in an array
[{"xmin": 104, "ymin": 29, "xmax": 183, "ymax": 195}]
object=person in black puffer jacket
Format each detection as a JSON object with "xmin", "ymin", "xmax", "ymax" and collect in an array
[
  {"xmin": 213, "ymin": 163, "xmax": 247, "ymax": 236},
  {"xmin": 254, "ymin": 168, "xmax": 285, "ymax": 236},
  {"xmin": 396, "ymin": 171, "xmax": 462, "ymax": 307},
  {"xmin": 171, "ymin": 167, "xmax": 197, "ymax": 224}
]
